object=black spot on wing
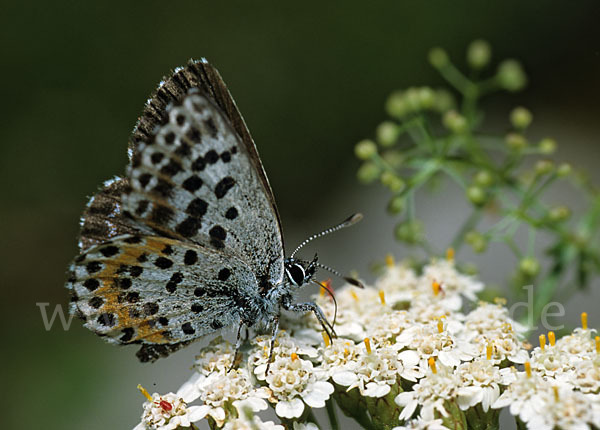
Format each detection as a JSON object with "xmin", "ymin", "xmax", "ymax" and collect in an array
[
  {"xmin": 182, "ymin": 175, "xmax": 203, "ymax": 192},
  {"xmin": 84, "ymin": 278, "xmax": 100, "ymax": 291},
  {"xmin": 154, "ymin": 257, "xmax": 173, "ymax": 269},
  {"xmin": 225, "ymin": 207, "xmax": 238, "ymax": 220},
  {"xmin": 175, "ymin": 217, "xmax": 201, "ymax": 237},
  {"xmin": 215, "ymin": 177, "xmax": 235, "ymax": 198},
  {"xmin": 184, "ymin": 250, "xmax": 197, "ymax": 265}
]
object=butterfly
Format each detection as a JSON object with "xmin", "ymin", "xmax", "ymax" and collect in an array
[{"xmin": 65, "ymin": 59, "xmax": 362, "ymax": 363}]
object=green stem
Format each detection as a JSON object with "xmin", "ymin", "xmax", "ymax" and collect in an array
[
  {"xmin": 325, "ymin": 399, "xmax": 339, "ymax": 430},
  {"xmin": 438, "ymin": 62, "xmax": 473, "ymax": 95},
  {"xmin": 451, "ymin": 210, "xmax": 483, "ymax": 252},
  {"xmin": 306, "ymin": 408, "xmax": 321, "ymax": 429}
]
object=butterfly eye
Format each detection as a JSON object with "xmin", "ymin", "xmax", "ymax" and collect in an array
[{"xmin": 286, "ymin": 263, "xmax": 306, "ymax": 286}]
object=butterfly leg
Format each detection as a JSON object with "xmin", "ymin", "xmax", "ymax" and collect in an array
[
  {"xmin": 265, "ymin": 315, "xmax": 280, "ymax": 375},
  {"xmin": 283, "ymin": 300, "xmax": 337, "ymax": 343},
  {"xmin": 228, "ymin": 322, "xmax": 246, "ymax": 373}
]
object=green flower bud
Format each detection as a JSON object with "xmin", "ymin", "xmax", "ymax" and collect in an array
[
  {"xmin": 535, "ymin": 159, "xmax": 554, "ymax": 175},
  {"xmin": 519, "ymin": 257, "xmax": 540, "ymax": 277},
  {"xmin": 387, "ymin": 195, "xmax": 405, "ymax": 214},
  {"xmin": 382, "ymin": 150, "xmax": 404, "ymax": 168},
  {"xmin": 474, "ymin": 170, "xmax": 494, "ymax": 187},
  {"xmin": 510, "ymin": 107, "xmax": 533, "ymax": 130},
  {"xmin": 395, "ymin": 220, "xmax": 424, "ymax": 244},
  {"xmin": 381, "ymin": 171, "xmax": 405, "ymax": 192},
  {"xmin": 385, "ymin": 91, "xmax": 408, "ymax": 118},
  {"xmin": 497, "ymin": 59, "xmax": 527, "ymax": 92},
  {"xmin": 465, "ymin": 230, "xmax": 488, "ymax": 253},
  {"xmin": 443, "ymin": 110, "xmax": 468, "ymax": 134},
  {"xmin": 557, "ymin": 163, "xmax": 572, "ymax": 177},
  {"xmin": 357, "ymin": 162, "xmax": 380, "ymax": 183},
  {"xmin": 354, "ymin": 139, "xmax": 377, "ymax": 160},
  {"xmin": 376, "ymin": 121, "xmax": 399, "ymax": 147},
  {"xmin": 548, "ymin": 205, "xmax": 571, "ymax": 222},
  {"xmin": 466, "ymin": 185, "xmax": 486, "ymax": 206},
  {"xmin": 467, "ymin": 39, "xmax": 491, "ymax": 69},
  {"xmin": 404, "ymin": 87, "xmax": 421, "ymax": 112},
  {"xmin": 429, "ymin": 47, "xmax": 449, "ymax": 69},
  {"xmin": 538, "ymin": 138, "xmax": 557, "ymax": 154},
  {"xmin": 505, "ymin": 132, "xmax": 527, "ymax": 150},
  {"xmin": 418, "ymin": 87, "xmax": 436, "ymax": 109},
  {"xmin": 433, "ymin": 89, "xmax": 455, "ymax": 113}
]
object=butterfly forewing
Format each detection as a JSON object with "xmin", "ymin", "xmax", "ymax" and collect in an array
[
  {"xmin": 78, "ymin": 177, "xmax": 143, "ymax": 251},
  {"xmin": 123, "ymin": 91, "xmax": 284, "ymax": 287}
]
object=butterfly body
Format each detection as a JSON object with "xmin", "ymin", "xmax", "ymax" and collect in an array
[{"xmin": 66, "ymin": 59, "xmax": 344, "ymax": 362}]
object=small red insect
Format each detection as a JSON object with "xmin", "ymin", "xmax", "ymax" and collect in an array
[{"xmin": 157, "ymin": 399, "xmax": 173, "ymax": 412}]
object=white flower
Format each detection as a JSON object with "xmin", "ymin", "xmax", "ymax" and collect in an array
[
  {"xmin": 332, "ymin": 340, "xmax": 421, "ymax": 397},
  {"xmin": 393, "ymin": 416, "xmax": 451, "ymax": 429},
  {"xmin": 565, "ymin": 357, "xmax": 600, "ymax": 393},
  {"xmin": 527, "ymin": 384, "xmax": 600, "ymax": 430},
  {"xmin": 367, "ymin": 310, "xmax": 414, "ymax": 345},
  {"xmin": 249, "ymin": 331, "xmax": 319, "ymax": 376},
  {"xmin": 555, "ymin": 327, "xmax": 597, "ymax": 359},
  {"xmin": 455, "ymin": 358, "xmax": 506, "ymax": 411},
  {"xmin": 133, "ymin": 392, "xmax": 204, "ymax": 430},
  {"xmin": 222, "ymin": 414, "xmax": 284, "ymax": 430},
  {"xmin": 193, "ymin": 336, "xmax": 236, "ymax": 377},
  {"xmin": 257, "ymin": 353, "xmax": 333, "ymax": 419},
  {"xmin": 190, "ymin": 368, "xmax": 270, "ymax": 427},
  {"xmin": 491, "ymin": 370, "xmax": 548, "ymax": 425},
  {"xmin": 395, "ymin": 364, "xmax": 461, "ymax": 421},
  {"xmin": 464, "ymin": 302, "xmax": 527, "ymax": 336},
  {"xmin": 376, "ymin": 263, "xmax": 419, "ymax": 305},
  {"xmin": 529, "ymin": 344, "xmax": 573, "ymax": 378},
  {"xmin": 396, "ymin": 322, "xmax": 477, "ymax": 371},
  {"xmin": 419, "ymin": 259, "xmax": 484, "ymax": 303}
]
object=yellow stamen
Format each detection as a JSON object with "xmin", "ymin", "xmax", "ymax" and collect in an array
[
  {"xmin": 437, "ymin": 319, "xmax": 444, "ymax": 333},
  {"xmin": 350, "ymin": 290, "xmax": 359, "ymax": 301},
  {"xmin": 595, "ymin": 336, "xmax": 599, "ymax": 354},
  {"xmin": 524, "ymin": 361, "xmax": 532, "ymax": 378},
  {"xmin": 553, "ymin": 386, "xmax": 559, "ymax": 402},
  {"xmin": 364, "ymin": 338, "xmax": 372, "ymax": 354},
  {"xmin": 493, "ymin": 297, "xmax": 507, "ymax": 306},
  {"xmin": 548, "ymin": 331, "xmax": 556, "ymax": 346},
  {"xmin": 539, "ymin": 334, "xmax": 546, "ymax": 351},
  {"xmin": 385, "ymin": 254, "xmax": 395, "ymax": 267},
  {"xmin": 137, "ymin": 384, "xmax": 153, "ymax": 402},
  {"xmin": 486, "ymin": 343, "xmax": 493, "ymax": 360},
  {"xmin": 432, "ymin": 281, "xmax": 441, "ymax": 296},
  {"xmin": 446, "ymin": 247, "xmax": 455, "ymax": 261},
  {"xmin": 321, "ymin": 331, "xmax": 331, "ymax": 347},
  {"xmin": 343, "ymin": 348, "xmax": 349, "ymax": 357},
  {"xmin": 581, "ymin": 312, "xmax": 588, "ymax": 330},
  {"xmin": 378, "ymin": 290, "xmax": 386, "ymax": 305},
  {"xmin": 291, "ymin": 352, "xmax": 299, "ymax": 361},
  {"xmin": 428, "ymin": 357, "xmax": 437, "ymax": 374}
]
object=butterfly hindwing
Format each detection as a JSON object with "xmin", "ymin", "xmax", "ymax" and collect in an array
[
  {"xmin": 67, "ymin": 235, "xmax": 259, "ymax": 354},
  {"xmin": 123, "ymin": 90, "xmax": 284, "ymax": 287}
]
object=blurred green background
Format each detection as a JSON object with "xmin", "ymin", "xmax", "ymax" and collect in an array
[{"xmin": 2, "ymin": 1, "xmax": 599, "ymax": 428}]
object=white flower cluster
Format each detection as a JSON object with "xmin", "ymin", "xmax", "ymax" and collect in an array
[{"xmin": 133, "ymin": 257, "xmax": 600, "ymax": 430}]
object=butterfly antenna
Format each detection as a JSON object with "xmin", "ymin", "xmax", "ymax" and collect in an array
[
  {"xmin": 312, "ymin": 280, "xmax": 338, "ymax": 328},
  {"xmin": 290, "ymin": 213, "xmax": 363, "ymax": 258}
]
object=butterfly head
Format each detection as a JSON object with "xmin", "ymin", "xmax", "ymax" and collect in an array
[{"xmin": 284, "ymin": 254, "xmax": 318, "ymax": 287}]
